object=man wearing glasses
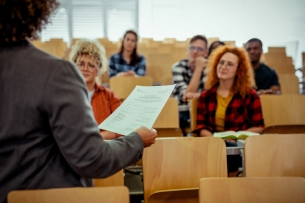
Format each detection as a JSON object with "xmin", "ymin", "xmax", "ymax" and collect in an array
[{"xmin": 172, "ymin": 35, "xmax": 208, "ymax": 136}]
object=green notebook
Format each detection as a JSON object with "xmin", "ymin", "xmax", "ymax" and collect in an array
[{"xmin": 213, "ymin": 131, "xmax": 260, "ymax": 140}]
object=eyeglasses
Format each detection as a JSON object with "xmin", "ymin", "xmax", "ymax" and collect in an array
[
  {"xmin": 189, "ymin": 46, "xmax": 205, "ymax": 52},
  {"xmin": 77, "ymin": 61, "xmax": 97, "ymax": 71},
  {"xmin": 217, "ymin": 60, "xmax": 236, "ymax": 68}
]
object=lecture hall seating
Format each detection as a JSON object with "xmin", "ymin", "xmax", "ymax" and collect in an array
[
  {"xmin": 93, "ymin": 169, "xmax": 124, "ymax": 187},
  {"xmin": 8, "ymin": 186, "xmax": 130, "ymax": 203},
  {"xmin": 143, "ymin": 137, "xmax": 227, "ymax": 203},
  {"xmin": 245, "ymin": 134, "xmax": 305, "ymax": 178},
  {"xmin": 199, "ymin": 177, "xmax": 305, "ymax": 203}
]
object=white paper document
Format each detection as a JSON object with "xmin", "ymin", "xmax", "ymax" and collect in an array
[{"xmin": 98, "ymin": 85, "xmax": 176, "ymax": 135}]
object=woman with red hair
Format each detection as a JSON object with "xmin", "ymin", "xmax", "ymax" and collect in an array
[
  {"xmin": 194, "ymin": 46, "xmax": 264, "ymax": 137},
  {"xmin": 194, "ymin": 46, "xmax": 265, "ymax": 174}
]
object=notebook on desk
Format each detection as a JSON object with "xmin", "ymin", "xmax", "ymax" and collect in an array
[{"xmin": 213, "ymin": 131, "xmax": 260, "ymax": 140}]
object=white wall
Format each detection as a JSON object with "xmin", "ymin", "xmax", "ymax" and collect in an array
[{"xmin": 139, "ymin": 0, "xmax": 305, "ymax": 69}]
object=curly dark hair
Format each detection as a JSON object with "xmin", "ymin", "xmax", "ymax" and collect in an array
[{"xmin": 0, "ymin": 0, "xmax": 60, "ymax": 45}]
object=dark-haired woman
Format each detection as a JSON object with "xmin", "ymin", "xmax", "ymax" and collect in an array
[
  {"xmin": 208, "ymin": 40, "xmax": 225, "ymax": 57},
  {"xmin": 109, "ymin": 30, "xmax": 146, "ymax": 77}
]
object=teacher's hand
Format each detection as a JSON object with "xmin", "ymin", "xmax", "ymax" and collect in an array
[{"xmin": 136, "ymin": 127, "xmax": 157, "ymax": 148}]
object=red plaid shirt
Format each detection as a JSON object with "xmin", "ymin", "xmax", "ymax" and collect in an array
[{"xmin": 194, "ymin": 86, "xmax": 264, "ymax": 134}]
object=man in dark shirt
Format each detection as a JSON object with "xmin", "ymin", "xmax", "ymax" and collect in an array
[{"xmin": 246, "ymin": 38, "xmax": 281, "ymax": 95}]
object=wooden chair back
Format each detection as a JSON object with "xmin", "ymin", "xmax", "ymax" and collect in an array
[
  {"xmin": 278, "ymin": 74, "xmax": 300, "ymax": 94},
  {"xmin": 160, "ymin": 75, "xmax": 173, "ymax": 85},
  {"xmin": 264, "ymin": 48, "xmax": 295, "ymax": 75},
  {"xmin": 109, "ymin": 76, "xmax": 153, "ymax": 100},
  {"xmin": 152, "ymin": 97, "xmax": 180, "ymax": 137},
  {"xmin": 8, "ymin": 186, "xmax": 129, "ymax": 203},
  {"xmin": 245, "ymin": 134, "xmax": 305, "ymax": 177},
  {"xmin": 189, "ymin": 98, "xmax": 198, "ymax": 132},
  {"xmin": 268, "ymin": 47, "xmax": 286, "ymax": 53},
  {"xmin": 223, "ymin": 41, "xmax": 236, "ymax": 46},
  {"xmin": 153, "ymin": 97, "xmax": 179, "ymax": 129},
  {"xmin": 146, "ymin": 54, "xmax": 173, "ymax": 82},
  {"xmin": 143, "ymin": 137, "xmax": 227, "ymax": 203},
  {"xmin": 93, "ymin": 170, "xmax": 124, "ymax": 187},
  {"xmin": 207, "ymin": 38, "xmax": 220, "ymax": 46},
  {"xmin": 260, "ymin": 94, "xmax": 305, "ymax": 126},
  {"xmin": 263, "ymin": 125, "xmax": 305, "ymax": 134},
  {"xmin": 199, "ymin": 177, "xmax": 305, "ymax": 203},
  {"xmin": 154, "ymin": 128, "xmax": 182, "ymax": 137}
]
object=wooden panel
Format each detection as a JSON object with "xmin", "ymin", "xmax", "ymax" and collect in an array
[
  {"xmin": 189, "ymin": 98, "xmax": 198, "ymax": 131},
  {"xmin": 48, "ymin": 38, "xmax": 67, "ymax": 58},
  {"xmin": 160, "ymin": 75, "xmax": 173, "ymax": 85},
  {"xmin": 260, "ymin": 95, "xmax": 305, "ymax": 126},
  {"xmin": 141, "ymin": 38, "xmax": 154, "ymax": 44},
  {"xmin": 157, "ymin": 45, "xmax": 173, "ymax": 53},
  {"xmin": 278, "ymin": 74, "xmax": 300, "ymax": 94},
  {"xmin": 172, "ymin": 47, "xmax": 187, "ymax": 64},
  {"xmin": 264, "ymin": 64, "xmax": 295, "ymax": 75},
  {"xmin": 143, "ymin": 137, "xmax": 227, "ymax": 203},
  {"xmin": 264, "ymin": 53, "xmax": 291, "ymax": 62},
  {"xmin": 31, "ymin": 38, "xmax": 67, "ymax": 59},
  {"xmin": 8, "ymin": 187, "xmax": 130, "ymax": 203},
  {"xmin": 109, "ymin": 76, "xmax": 153, "ymax": 100},
  {"xmin": 174, "ymin": 41, "xmax": 188, "ymax": 48},
  {"xmin": 71, "ymin": 38, "xmax": 81, "ymax": 47},
  {"xmin": 148, "ymin": 188, "xmax": 198, "ymax": 203},
  {"xmin": 264, "ymin": 53, "xmax": 295, "ymax": 74},
  {"xmin": 155, "ymin": 128, "xmax": 182, "ymax": 137},
  {"xmin": 263, "ymin": 125, "xmax": 305, "ymax": 134},
  {"xmin": 207, "ymin": 38, "xmax": 220, "ymax": 47},
  {"xmin": 104, "ymin": 45, "xmax": 119, "ymax": 59},
  {"xmin": 268, "ymin": 47, "xmax": 286, "ymax": 53},
  {"xmin": 163, "ymin": 38, "xmax": 176, "ymax": 44},
  {"xmin": 100, "ymin": 71, "xmax": 109, "ymax": 84},
  {"xmin": 153, "ymin": 98, "xmax": 179, "ymax": 128},
  {"xmin": 223, "ymin": 41, "xmax": 236, "ymax": 47},
  {"xmin": 245, "ymin": 134, "xmax": 305, "ymax": 177},
  {"xmin": 97, "ymin": 38, "xmax": 115, "ymax": 47},
  {"xmin": 138, "ymin": 47, "xmax": 158, "ymax": 56},
  {"xmin": 200, "ymin": 177, "xmax": 305, "ymax": 203},
  {"xmin": 146, "ymin": 54, "xmax": 173, "ymax": 82},
  {"xmin": 94, "ymin": 170, "xmax": 124, "ymax": 187}
]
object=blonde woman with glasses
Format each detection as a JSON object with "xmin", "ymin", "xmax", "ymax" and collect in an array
[{"xmin": 70, "ymin": 39, "xmax": 121, "ymax": 140}]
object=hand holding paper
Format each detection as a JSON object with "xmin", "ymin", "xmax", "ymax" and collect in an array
[
  {"xmin": 136, "ymin": 127, "xmax": 157, "ymax": 147},
  {"xmin": 98, "ymin": 85, "xmax": 176, "ymax": 135}
]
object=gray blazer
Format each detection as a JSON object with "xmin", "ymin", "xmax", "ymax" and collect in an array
[{"xmin": 0, "ymin": 41, "xmax": 143, "ymax": 203}]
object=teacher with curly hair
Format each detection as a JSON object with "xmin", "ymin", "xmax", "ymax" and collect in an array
[{"xmin": 0, "ymin": 1, "xmax": 157, "ymax": 202}]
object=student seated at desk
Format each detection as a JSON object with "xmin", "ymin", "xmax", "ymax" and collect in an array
[
  {"xmin": 70, "ymin": 39, "xmax": 121, "ymax": 140},
  {"xmin": 109, "ymin": 30, "xmax": 146, "ymax": 78},
  {"xmin": 245, "ymin": 38, "xmax": 281, "ymax": 95},
  {"xmin": 194, "ymin": 46, "xmax": 265, "ymax": 172}
]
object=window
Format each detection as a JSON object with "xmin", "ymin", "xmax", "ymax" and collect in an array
[{"xmin": 41, "ymin": 0, "xmax": 138, "ymax": 44}]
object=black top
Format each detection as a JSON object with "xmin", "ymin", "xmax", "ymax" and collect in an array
[{"xmin": 254, "ymin": 63, "xmax": 280, "ymax": 90}]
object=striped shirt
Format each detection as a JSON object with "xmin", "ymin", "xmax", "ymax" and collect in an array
[{"xmin": 172, "ymin": 59, "xmax": 205, "ymax": 110}]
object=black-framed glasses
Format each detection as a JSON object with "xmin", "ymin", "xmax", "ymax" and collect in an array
[{"xmin": 189, "ymin": 46, "xmax": 205, "ymax": 52}]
